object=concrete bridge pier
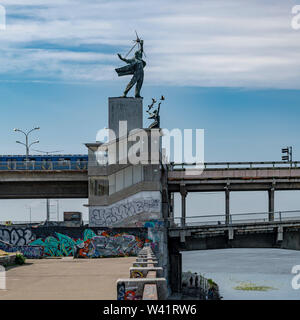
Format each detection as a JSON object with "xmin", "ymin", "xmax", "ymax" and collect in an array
[
  {"xmin": 225, "ymin": 187, "xmax": 230, "ymax": 225},
  {"xmin": 268, "ymin": 187, "xmax": 275, "ymax": 221},
  {"xmin": 168, "ymin": 248, "xmax": 182, "ymax": 294},
  {"xmin": 180, "ymin": 185, "xmax": 187, "ymax": 227}
]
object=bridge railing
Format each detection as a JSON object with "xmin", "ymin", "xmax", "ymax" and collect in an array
[
  {"xmin": 171, "ymin": 210, "xmax": 300, "ymax": 227},
  {"xmin": 0, "ymin": 160, "xmax": 88, "ymax": 171},
  {"xmin": 170, "ymin": 161, "xmax": 300, "ymax": 170}
]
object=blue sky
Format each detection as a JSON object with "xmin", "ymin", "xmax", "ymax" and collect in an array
[{"xmin": 0, "ymin": 0, "xmax": 300, "ymax": 221}]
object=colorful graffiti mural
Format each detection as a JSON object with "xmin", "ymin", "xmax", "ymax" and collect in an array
[
  {"xmin": 28, "ymin": 229, "xmax": 145, "ymax": 258},
  {"xmin": 75, "ymin": 230, "xmax": 144, "ymax": 258},
  {"xmin": 29, "ymin": 229, "xmax": 95, "ymax": 257},
  {"xmin": 0, "ymin": 226, "xmax": 155, "ymax": 259},
  {"xmin": 0, "ymin": 240, "xmax": 43, "ymax": 258}
]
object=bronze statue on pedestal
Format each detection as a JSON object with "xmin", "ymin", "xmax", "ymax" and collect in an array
[{"xmin": 115, "ymin": 33, "xmax": 146, "ymax": 98}]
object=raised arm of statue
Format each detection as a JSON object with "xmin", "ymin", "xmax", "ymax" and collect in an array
[
  {"xmin": 138, "ymin": 40, "xmax": 144, "ymax": 54},
  {"xmin": 117, "ymin": 53, "xmax": 134, "ymax": 64}
]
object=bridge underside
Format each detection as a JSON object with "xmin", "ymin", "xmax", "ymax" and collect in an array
[
  {"xmin": 169, "ymin": 229, "xmax": 300, "ymax": 251},
  {"xmin": 169, "ymin": 221, "xmax": 300, "ymax": 250},
  {"xmin": 0, "ymin": 181, "xmax": 88, "ymax": 199},
  {"xmin": 0, "ymin": 170, "xmax": 88, "ymax": 199},
  {"xmin": 168, "ymin": 223, "xmax": 300, "ymax": 293}
]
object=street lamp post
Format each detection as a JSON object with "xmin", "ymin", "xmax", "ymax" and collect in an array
[{"xmin": 13, "ymin": 127, "xmax": 40, "ymax": 160}]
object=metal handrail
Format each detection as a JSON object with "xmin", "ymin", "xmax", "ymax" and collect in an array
[
  {"xmin": 170, "ymin": 161, "xmax": 300, "ymax": 170},
  {"xmin": 171, "ymin": 210, "xmax": 300, "ymax": 227},
  {"xmin": 0, "ymin": 160, "xmax": 88, "ymax": 171},
  {"xmin": 173, "ymin": 210, "xmax": 300, "ymax": 220}
]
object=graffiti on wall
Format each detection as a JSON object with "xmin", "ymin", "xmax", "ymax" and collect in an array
[
  {"xmin": 0, "ymin": 226, "xmax": 152, "ymax": 259},
  {"xmin": 29, "ymin": 229, "xmax": 96, "ymax": 257},
  {"xmin": 89, "ymin": 192, "xmax": 161, "ymax": 227},
  {"xmin": 135, "ymin": 220, "xmax": 164, "ymax": 229},
  {"xmin": 117, "ymin": 282, "xmax": 126, "ymax": 300},
  {"xmin": 130, "ymin": 270, "xmax": 144, "ymax": 278},
  {"xmin": 29, "ymin": 229, "xmax": 145, "ymax": 258},
  {"xmin": 147, "ymin": 227, "xmax": 161, "ymax": 254},
  {"xmin": 125, "ymin": 288, "xmax": 141, "ymax": 300},
  {"xmin": 0, "ymin": 228, "xmax": 34, "ymax": 245},
  {"xmin": 0, "ymin": 240, "xmax": 43, "ymax": 258},
  {"xmin": 75, "ymin": 231, "xmax": 144, "ymax": 258},
  {"xmin": 117, "ymin": 282, "xmax": 141, "ymax": 300},
  {"xmin": 90, "ymin": 199, "xmax": 160, "ymax": 227}
]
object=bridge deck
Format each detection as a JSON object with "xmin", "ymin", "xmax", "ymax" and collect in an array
[
  {"xmin": 168, "ymin": 165, "xmax": 300, "ymax": 191},
  {"xmin": 0, "ymin": 170, "xmax": 88, "ymax": 199}
]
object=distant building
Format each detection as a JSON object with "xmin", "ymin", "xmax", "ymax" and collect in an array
[{"xmin": 63, "ymin": 212, "xmax": 82, "ymax": 227}]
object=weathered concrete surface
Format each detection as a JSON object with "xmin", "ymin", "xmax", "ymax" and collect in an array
[
  {"xmin": 117, "ymin": 278, "xmax": 168, "ymax": 300},
  {"xmin": 129, "ymin": 266, "xmax": 163, "ymax": 278},
  {"xmin": 143, "ymin": 284, "xmax": 158, "ymax": 300},
  {"xmin": 108, "ymin": 97, "xmax": 143, "ymax": 139},
  {"xmin": 0, "ymin": 257, "xmax": 135, "ymax": 300}
]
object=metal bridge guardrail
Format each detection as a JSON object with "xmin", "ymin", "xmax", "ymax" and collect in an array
[
  {"xmin": 0, "ymin": 160, "xmax": 88, "ymax": 171},
  {"xmin": 182, "ymin": 271, "xmax": 220, "ymax": 300},
  {"xmin": 170, "ymin": 161, "xmax": 300, "ymax": 170},
  {"xmin": 171, "ymin": 210, "xmax": 300, "ymax": 227}
]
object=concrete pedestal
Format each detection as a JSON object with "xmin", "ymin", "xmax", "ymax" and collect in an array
[{"xmin": 108, "ymin": 97, "xmax": 143, "ymax": 139}]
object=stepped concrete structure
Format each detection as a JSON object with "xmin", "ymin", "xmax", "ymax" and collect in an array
[{"xmin": 85, "ymin": 97, "xmax": 169, "ymax": 281}]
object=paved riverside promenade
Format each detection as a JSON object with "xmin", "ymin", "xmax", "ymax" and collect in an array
[{"xmin": 0, "ymin": 257, "xmax": 136, "ymax": 300}]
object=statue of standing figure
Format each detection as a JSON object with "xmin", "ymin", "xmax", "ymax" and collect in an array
[{"xmin": 115, "ymin": 36, "xmax": 146, "ymax": 98}]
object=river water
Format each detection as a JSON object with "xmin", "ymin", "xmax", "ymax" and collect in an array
[{"xmin": 182, "ymin": 248, "xmax": 300, "ymax": 300}]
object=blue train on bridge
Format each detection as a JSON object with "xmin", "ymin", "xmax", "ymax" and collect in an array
[{"xmin": 0, "ymin": 154, "xmax": 88, "ymax": 170}]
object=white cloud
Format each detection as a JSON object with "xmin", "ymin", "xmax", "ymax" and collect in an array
[{"xmin": 0, "ymin": 0, "xmax": 299, "ymax": 88}]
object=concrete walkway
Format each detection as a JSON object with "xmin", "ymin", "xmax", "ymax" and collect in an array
[{"xmin": 0, "ymin": 256, "xmax": 136, "ymax": 300}]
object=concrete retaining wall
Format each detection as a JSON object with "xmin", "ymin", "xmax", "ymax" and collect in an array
[{"xmin": 117, "ymin": 246, "xmax": 167, "ymax": 300}]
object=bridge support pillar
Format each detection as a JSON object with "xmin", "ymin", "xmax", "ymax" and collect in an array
[
  {"xmin": 277, "ymin": 226, "xmax": 283, "ymax": 242},
  {"xmin": 169, "ymin": 250, "xmax": 182, "ymax": 294},
  {"xmin": 268, "ymin": 188, "xmax": 275, "ymax": 221},
  {"xmin": 225, "ymin": 187, "xmax": 230, "ymax": 225},
  {"xmin": 180, "ymin": 185, "xmax": 187, "ymax": 227}
]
